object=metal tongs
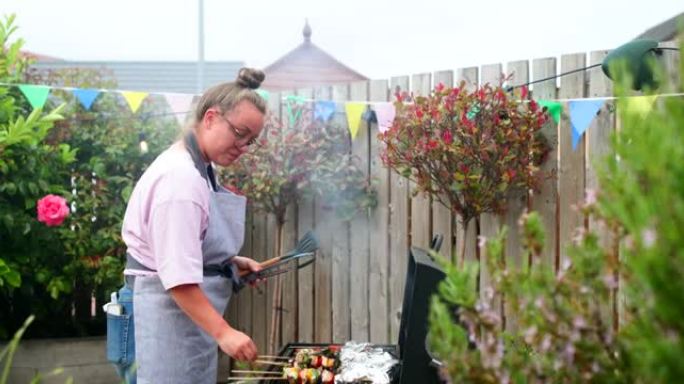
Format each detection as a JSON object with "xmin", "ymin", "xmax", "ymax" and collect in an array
[{"xmin": 236, "ymin": 231, "xmax": 319, "ymax": 290}]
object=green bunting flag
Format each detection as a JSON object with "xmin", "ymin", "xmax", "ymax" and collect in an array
[
  {"xmin": 285, "ymin": 95, "xmax": 307, "ymax": 126},
  {"xmin": 256, "ymin": 89, "xmax": 270, "ymax": 102},
  {"xmin": 538, "ymin": 100, "xmax": 562, "ymax": 125},
  {"xmin": 18, "ymin": 85, "xmax": 51, "ymax": 110}
]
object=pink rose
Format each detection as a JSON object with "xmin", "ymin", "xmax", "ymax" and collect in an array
[{"xmin": 37, "ymin": 194, "xmax": 70, "ymax": 227}]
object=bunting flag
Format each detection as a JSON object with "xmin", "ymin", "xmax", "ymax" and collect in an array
[
  {"xmin": 538, "ymin": 99, "xmax": 562, "ymax": 125},
  {"xmin": 18, "ymin": 85, "xmax": 51, "ymax": 110},
  {"xmin": 256, "ymin": 89, "xmax": 270, "ymax": 102},
  {"xmin": 569, "ymin": 99, "xmax": 605, "ymax": 150},
  {"xmin": 285, "ymin": 95, "xmax": 307, "ymax": 126},
  {"xmin": 621, "ymin": 95, "xmax": 658, "ymax": 118},
  {"xmin": 374, "ymin": 102, "xmax": 396, "ymax": 133},
  {"xmin": 163, "ymin": 93, "xmax": 195, "ymax": 126},
  {"xmin": 345, "ymin": 102, "xmax": 366, "ymax": 139},
  {"xmin": 314, "ymin": 100, "xmax": 336, "ymax": 121},
  {"xmin": 72, "ymin": 88, "xmax": 100, "ymax": 110},
  {"xmin": 121, "ymin": 91, "xmax": 149, "ymax": 113}
]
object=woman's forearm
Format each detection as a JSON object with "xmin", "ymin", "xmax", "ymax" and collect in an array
[{"xmin": 169, "ymin": 283, "xmax": 232, "ymax": 340}]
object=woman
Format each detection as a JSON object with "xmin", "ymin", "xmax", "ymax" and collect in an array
[{"xmin": 120, "ymin": 68, "xmax": 267, "ymax": 383}]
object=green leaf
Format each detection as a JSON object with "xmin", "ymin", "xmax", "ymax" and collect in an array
[
  {"xmin": 5, "ymin": 270, "xmax": 20, "ymax": 287},
  {"xmin": 2, "ymin": 214, "xmax": 14, "ymax": 228},
  {"xmin": 3, "ymin": 182, "xmax": 16, "ymax": 195}
]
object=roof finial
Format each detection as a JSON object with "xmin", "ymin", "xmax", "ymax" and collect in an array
[{"xmin": 303, "ymin": 18, "xmax": 312, "ymax": 42}]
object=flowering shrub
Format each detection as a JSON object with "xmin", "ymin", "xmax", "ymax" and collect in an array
[
  {"xmin": 429, "ymin": 212, "xmax": 621, "ymax": 383},
  {"xmin": 380, "ymin": 82, "xmax": 551, "ymax": 252},
  {"xmin": 221, "ymin": 105, "xmax": 375, "ymax": 224}
]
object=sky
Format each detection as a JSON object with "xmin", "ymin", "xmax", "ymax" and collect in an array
[{"xmin": 3, "ymin": 0, "xmax": 683, "ymax": 80}]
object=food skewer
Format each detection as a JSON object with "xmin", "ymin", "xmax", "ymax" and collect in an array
[
  {"xmin": 231, "ymin": 370, "xmax": 283, "ymax": 375},
  {"xmin": 226, "ymin": 377, "xmax": 287, "ymax": 382},
  {"xmin": 253, "ymin": 360, "xmax": 290, "ymax": 367},
  {"xmin": 257, "ymin": 355, "xmax": 290, "ymax": 360}
]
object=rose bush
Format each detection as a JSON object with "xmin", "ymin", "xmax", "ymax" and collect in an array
[{"xmin": 1, "ymin": 14, "xmax": 179, "ymax": 338}]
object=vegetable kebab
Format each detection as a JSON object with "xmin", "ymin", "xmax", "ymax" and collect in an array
[{"xmin": 281, "ymin": 347, "xmax": 338, "ymax": 383}]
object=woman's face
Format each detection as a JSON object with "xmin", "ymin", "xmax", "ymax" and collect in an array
[{"xmin": 199, "ymin": 100, "xmax": 265, "ymax": 166}]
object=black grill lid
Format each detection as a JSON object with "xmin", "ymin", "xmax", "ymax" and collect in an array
[{"xmin": 395, "ymin": 244, "xmax": 446, "ymax": 384}]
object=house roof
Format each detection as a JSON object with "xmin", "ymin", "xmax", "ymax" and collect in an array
[
  {"xmin": 261, "ymin": 20, "xmax": 368, "ymax": 91},
  {"xmin": 19, "ymin": 50, "xmax": 63, "ymax": 62},
  {"xmin": 635, "ymin": 12, "xmax": 684, "ymax": 42},
  {"xmin": 30, "ymin": 61, "xmax": 244, "ymax": 94}
]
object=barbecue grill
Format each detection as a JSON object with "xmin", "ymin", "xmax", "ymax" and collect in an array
[{"xmin": 256, "ymin": 238, "xmax": 447, "ymax": 384}]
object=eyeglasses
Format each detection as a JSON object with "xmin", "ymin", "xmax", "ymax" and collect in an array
[{"xmin": 216, "ymin": 113, "xmax": 258, "ymax": 147}]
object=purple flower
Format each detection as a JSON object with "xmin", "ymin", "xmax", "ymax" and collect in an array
[{"xmin": 641, "ymin": 228, "xmax": 657, "ymax": 248}]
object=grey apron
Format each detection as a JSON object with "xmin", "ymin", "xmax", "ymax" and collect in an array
[{"xmin": 130, "ymin": 133, "xmax": 246, "ymax": 384}]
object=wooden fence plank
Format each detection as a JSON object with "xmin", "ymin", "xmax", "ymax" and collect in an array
[
  {"xmin": 349, "ymin": 81, "xmax": 371, "ymax": 342},
  {"xmin": 504, "ymin": 60, "xmax": 529, "ymax": 270},
  {"xmin": 252, "ymin": 212, "xmax": 268, "ymax": 353},
  {"xmin": 587, "ymin": 50, "xmax": 617, "ymax": 331},
  {"xmin": 269, "ymin": 91, "xmax": 297, "ymax": 351},
  {"xmin": 431, "ymin": 70, "xmax": 454, "ymax": 261},
  {"xmin": 236, "ymin": 210, "xmax": 253, "ymax": 336},
  {"xmin": 313, "ymin": 86, "xmax": 334, "ymax": 343},
  {"xmin": 265, "ymin": 215, "xmax": 278, "ymax": 352},
  {"xmin": 368, "ymin": 79, "xmax": 391, "ymax": 344},
  {"xmin": 558, "ymin": 53, "xmax": 587, "ymax": 268},
  {"xmin": 454, "ymin": 67, "xmax": 479, "ymax": 265},
  {"xmin": 479, "ymin": 63, "xmax": 504, "ymax": 321},
  {"xmin": 456, "ymin": 66, "xmax": 479, "ymax": 89},
  {"xmin": 296, "ymin": 87, "xmax": 316, "ymax": 343},
  {"xmin": 586, "ymin": 51, "xmax": 613, "ymax": 244},
  {"xmin": 503, "ymin": 60, "xmax": 530, "ymax": 331},
  {"xmin": 389, "ymin": 75, "xmax": 410, "ymax": 343},
  {"xmin": 280, "ymin": 203, "xmax": 298, "ymax": 347},
  {"xmin": 661, "ymin": 41, "xmax": 681, "ymax": 92},
  {"xmin": 410, "ymin": 73, "xmax": 433, "ymax": 250},
  {"xmin": 331, "ymin": 83, "xmax": 352, "ymax": 343},
  {"xmin": 530, "ymin": 57, "xmax": 559, "ymax": 269},
  {"xmin": 265, "ymin": 90, "xmax": 286, "ymax": 353}
]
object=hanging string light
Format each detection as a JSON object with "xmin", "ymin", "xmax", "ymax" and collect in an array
[{"xmin": 139, "ymin": 132, "xmax": 149, "ymax": 154}]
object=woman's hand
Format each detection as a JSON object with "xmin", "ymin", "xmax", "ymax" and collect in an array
[
  {"xmin": 169, "ymin": 284, "xmax": 257, "ymax": 361},
  {"xmin": 232, "ymin": 255, "xmax": 261, "ymax": 274},
  {"xmin": 217, "ymin": 327, "xmax": 258, "ymax": 362},
  {"xmin": 232, "ymin": 256, "xmax": 264, "ymax": 288}
]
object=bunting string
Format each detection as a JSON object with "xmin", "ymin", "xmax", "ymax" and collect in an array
[{"xmin": 1, "ymin": 81, "xmax": 683, "ymax": 143}]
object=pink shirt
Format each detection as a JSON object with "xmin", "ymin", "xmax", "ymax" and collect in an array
[{"xmin": 122, "ymin": 144, "xmax": 211, "ymax": 289}]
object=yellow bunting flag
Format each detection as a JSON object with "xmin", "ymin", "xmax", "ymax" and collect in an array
[
  {"xmin": 622, "ymin": 95, "xmax": 657, "ymax": 119},
  {"xmin": 345, "ymin": 102, "xmax": 366, "ymax": 139},
  {"xmin": 121, "ymin": 91, "xmax": 149, "ymax": 113}
]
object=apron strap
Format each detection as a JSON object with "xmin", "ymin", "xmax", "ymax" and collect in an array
[
  {"xmin": 183, "ymin": 131, "xmax": 219, "ymax": 192},
  {"xmin": 125, "ymin": 253, "xmax": 240, "ymax": 290}
]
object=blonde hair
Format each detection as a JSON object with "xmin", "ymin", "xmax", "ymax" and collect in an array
[{"xmin": 191, "ymin": 67, "xmax": 267, "ymax": 128}]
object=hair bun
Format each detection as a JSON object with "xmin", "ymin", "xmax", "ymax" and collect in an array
[{"xmin": 236, "ymin": 67, "xmax": 265, "ymax": 89}]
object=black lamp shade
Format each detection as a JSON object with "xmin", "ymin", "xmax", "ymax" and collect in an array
[
  {"xmin": 362, "ymin": 106, "xmax": 377, "ymax": 123},
  {"xmin": 602, "ymin": 39, "xmax": 660, "ymax": 90}
]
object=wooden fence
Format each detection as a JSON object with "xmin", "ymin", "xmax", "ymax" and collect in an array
[{"xmin": 221, "ymin": 43, "xmax": 681, "ymax": 366}]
